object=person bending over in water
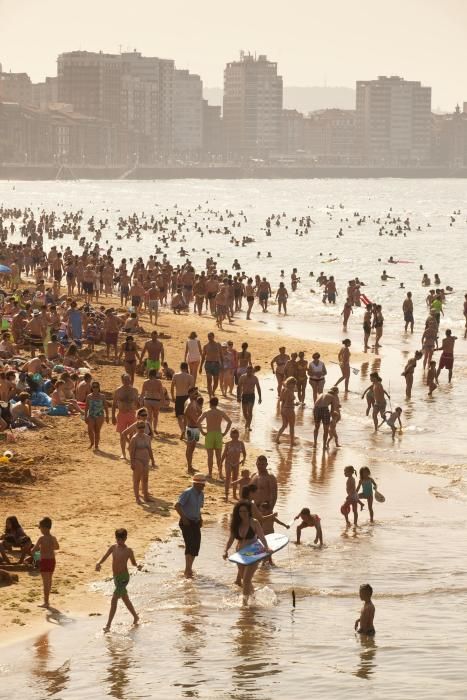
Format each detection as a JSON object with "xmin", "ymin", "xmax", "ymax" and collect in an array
[
  {"xmin": 294, "ymin": 508, "xmax": 323, "ymax": 545},
  {"xmin": 95, "ymin": 528, "xmax": 141, "ymax": 632},
  {"xmin": 427, "ymin": 361, "xmax": 438, "ymax": 396},
  {"xmin": 223, "ymin": 500, "xmax": 271, "ymax": 605},
  {"xmin": 355, "ymin": 583, "xmax": 375, "ymax": 635},
  {"xmin": 380, "ymin": 407, "xmax": 402, "ymax": 438}
]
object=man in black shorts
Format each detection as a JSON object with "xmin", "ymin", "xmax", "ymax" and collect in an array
[
  {"xmin": 313, "ymin": 386, "xmax": 339, "ymax": 450},
  {"xmin": 175, "ymin": 474, "xmax": 206, "ymax": 578},
  {"xmin": 170, "ymin": 362, "xmax": 194, "ymax": 438},
  {"xmin": 237, "ymin": 365, "xmax": 262, "ymax": 431}
]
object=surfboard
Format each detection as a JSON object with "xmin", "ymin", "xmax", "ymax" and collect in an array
[{"xmin": 228, "ymin": 533, "xmax": 289, "ymax": 566}]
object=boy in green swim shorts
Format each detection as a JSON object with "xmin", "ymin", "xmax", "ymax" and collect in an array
[
  {"xmin": 95, "ymin": 528, "xmax": 142, "ymax": 632},
  {"xmin": 197, "ymin": 396, "xmax": 232, "ymax": 478}
]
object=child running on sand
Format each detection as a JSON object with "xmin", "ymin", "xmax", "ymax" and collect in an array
[
  {"xmin": 341, "ymin": 466, "xmax": 365, "ymax": 526},
  {"xmin": 31, "ymin": 517, "xmax": 59, "ymax": 609},
  {"xmin": 380, "ymin": 407, "xmax": 403, "ymax": 437},
  {"xmin": 95, "ymin": 528, "xmax": 142, "ymax": 632},
  {"xmin": 357, "ymin": 468, "xmax": 378, "ymax": 523},
  {"xmin": 294, "ymin": 508, "xmax": 323, "ymax": 545},
  {"xmin": 221, "ymin": 429, "xmax": 246, "ymax": 501},
  {"xmin": 427, "ymin": 360, "xmax": 438, "ymax": 396},
  {"xmin": 354, "ymin": 583, "xmax": 376, "ymax": 635}
]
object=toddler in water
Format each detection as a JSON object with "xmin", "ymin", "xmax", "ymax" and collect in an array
[
  {"xmin": 221, "ymin": 428, "xmax": 246, "ymax": 500},
  {"xmin": 380, "ymin": 407, "xmax": 402, "ymax": 437},
  {"xmin": 354, "ymin": 583, "xmax": 375, "ymax": 635},
  {"xmin": 427, "ymin": 361, "xmax": 438, "ymax": 396},
  {"xmin": 357, "ymin": 467, "xmax": 378, "ymax": 523},
  {"xmin": 294, "ymin": 508, "xmax": 323, "ymax": 545},
  {"xmin": 231, "ymin": 468, "xmax": 251, "ymax": 500},
  {"xmin": 341, "ymin": 466, "xmax": 365, "ymax": 526},
  {"xmin": 95, "ymin": 528, "xmax": 141, "ymax": 632}
]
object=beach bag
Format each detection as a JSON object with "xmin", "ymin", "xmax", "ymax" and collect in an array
[{"xmin": 374, "ymin": 490, "xmax": 385, "ymax": 503}]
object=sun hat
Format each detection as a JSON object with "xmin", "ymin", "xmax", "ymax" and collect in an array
[{"xmin": 192, "ymin": 473, "xmax": 207, "ymax": 484}]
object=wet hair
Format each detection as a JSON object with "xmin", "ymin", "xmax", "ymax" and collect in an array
[
  {"xmin": 115, "ymin": 528, "xmax": 127, "ymax": 540},
  {"xmin": 360, "ymin": 583, "xmax": 373, "ymax": 597},
  {"xmin": 39, "ymin": 517, "xmax": 52, "ymax": 529},
  {"xmin": 300, "ymin": 507, "xmax": 311, "ymax": 516},
  {"xmin": 230, "ymin": 500, "xmax": 252, "ymax": 535},
  {"xmin": 210, "ymin": 397, "xmax": 219, "ymax": 407}
]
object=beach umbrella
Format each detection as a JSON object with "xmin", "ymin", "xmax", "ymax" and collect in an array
[{"xmin": 0, "ymin": 265, "xmax": 11, "ymax": 273}]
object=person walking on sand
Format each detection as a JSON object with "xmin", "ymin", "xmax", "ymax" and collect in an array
[
  {"xmin": 184, "ymin": 331, "xmax": 202, "ymax": 382},
  {"xmin": 200, "ymin": 332, "xmax": 223, "ymax": 398},
  {"xmin": 171, "ymin": 362, "xmax": 195, "ymax": 439},
  {"xmin": 31, "ymin": 517, "xmax": 59, "ymax": 609},
  {"xmin": 308, "ymin": 352, "xmax": 327, "ymax": 403},
  {"xmin": 184, "ymin": 389, "xmax": 203, "ymax": 474},
  {"xmin": 435, "ymin": 329, "xmax": 457, "ymax": 383},
  {"xmin": 197, "ymin": 397, "xmax": 232, "ymax": 478},
  {"xmin": 140, "ymin": 369, "xmax": 165, "ymax": 434},
  {"xmin": 276, "ymin": 376, "xmax": 297, "ymax": 445},
  {"xmin": 140, "ymin": 330, "xmax": 165, "ymax": 377},
  {"xmin": 84, "ymin": 381, "xmax": 109, "ymax": 451},
  {"xmin": 296, "ymin": 351, "xmax": 308, "ymax": 405},
  {"xmin": 335, "ymin": 339, "xmax": 351, "ymax": 393},
  {"xmin": 356, "ymin": 467, "xmax": 377, "ymax": 523},
  {"xmin": 237, "ymin": 365, "xmax": 262, "ymax": 431},
  {"xmin": 223, "ymin": 500, "xmax": 271, "ymax": 605},
  {"xmin": 95, "ymin": 528, "xmax": 141, "ymax": 632},
  {"xmin": 175, "ymin": 474, "xmax": 206, "ymax": 578},
  {"xmin": 128, "ymin": 422, "xmax": 156, "ymax": 503},
  {"xmin": 250, "ymin": 455, "xmax": 278, "ymax": 508},
  {"xmin": 112, "ymin": 374, "xmax": 139, "ymax": 460},
  {"xmin": 313, "ymin": 386, "xmax": 339, "ymax": 449},
  {"xmin": 271, "ymin": 346, "xmax": 290, "ymax": 397},
  {"xmin": 221, "ymin": 428, "xmax": 246, "ymax": 501}
]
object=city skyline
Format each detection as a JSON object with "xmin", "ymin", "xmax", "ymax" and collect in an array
[{"xmin": 1, "ymin": 0, "xmax": 466, "ymax": 111}]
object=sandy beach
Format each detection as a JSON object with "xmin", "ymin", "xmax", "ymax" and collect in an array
[{"xmin": 0, "ymin": 295, "xmax": 338, "ymax": 643}]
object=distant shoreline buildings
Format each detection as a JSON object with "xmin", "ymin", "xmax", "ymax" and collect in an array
[{"xmin": 0, "ymin": 52, "xmax": 466, "ymax": 167}]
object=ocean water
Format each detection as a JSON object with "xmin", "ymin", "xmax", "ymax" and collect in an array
[{"xmin": 0, "ymin": 179, "xmax": 466, "ymax": 698}]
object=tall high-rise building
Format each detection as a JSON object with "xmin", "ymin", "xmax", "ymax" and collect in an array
[
  {"xmin": 356, "ymin": 76, "xmax": 431, "ymax": 164},
  {"xmin": 223, "ymin": 53, "xmax": 283, "ymax": 157},
  {"xmin": 173, "ymin": 70, "xmax": 203, "ymax": 156}
]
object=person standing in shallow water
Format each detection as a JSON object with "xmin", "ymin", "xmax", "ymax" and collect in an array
[
  {"xmin": 355, "ymin": 584, "xmax": 375, "ymax": 635},
  {"xmin": 175, "ymin": 474, "xmax": 206, "ymax": 578},
  {"xmin": 335, "ymin": 339, "xmax": 351, "ymax": 393}
]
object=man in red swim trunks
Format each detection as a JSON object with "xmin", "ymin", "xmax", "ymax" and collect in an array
[
  {"xmin": 112, "ymin": 374, "xmax": 139, "ymax": 459},
  {"xmin": 436, "ymin": 329, "xmax": 457, "ymax": 383}
]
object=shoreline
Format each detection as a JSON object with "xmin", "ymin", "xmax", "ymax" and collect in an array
[{"xmin": 0, "ymin": 293, "xmax": 339, "ymax": 645}]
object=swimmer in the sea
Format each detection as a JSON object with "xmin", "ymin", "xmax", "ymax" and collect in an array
[{"xmin": 354, "ymin": 583, "xmax": 375, "ymax": 635}]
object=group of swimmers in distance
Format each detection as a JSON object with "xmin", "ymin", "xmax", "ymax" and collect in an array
[{"xmin": 0, "ymin": 202, "xmax": 464, "ymax": 635}]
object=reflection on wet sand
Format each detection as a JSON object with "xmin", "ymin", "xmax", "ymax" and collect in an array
[
  {"xmin": 231, "ymin": 607, "xmax": 279, "ymax": 700},
  {"xmin": 31, "ymin": 632, "xmax": 70, "ymax": 698},
  {"xmin": 104, "ymin": 635, "xmax": 135, "ymax": 700},
  {"xmin": 174, "ymin": 584, "xmax": 206, "ymax": 696}
]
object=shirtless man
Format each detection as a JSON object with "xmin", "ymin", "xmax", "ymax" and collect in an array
[
  {"xmin": 197, "ymin": 397, "xmax": 232, "ymax": 478},
  {"xmin": 140, "ymin": 331, "xmax": 165, "ymax": 376},
  {"xmin": 184, "ymin": 388, "xmax": 202, "ymax": 473},
  {"xmin": 258, "ymin": 277, "xmax": 272, "ymax": 312},
  {"xmin": 112, "ymin": 374, "xmax": 139, "ymax": 459},
  {"xmin": 308, "ymin": 352, "xmax": 327, "ymax": 402},
  {"xmin": 193, "ymin": 275, "xmax": 206, "ymax": 316},
  {"xmin": 403, "ymin": 292, "xmax": 414, "ymax": 333},
  {"xmin": 402, "ymin": 350, "xmax": 423, "ymax": 399},
  {"xmin": 25, "ymin": 311, "xmax": 46, "ymax": 357},
  {"xmin": 335, "ymin": 339, "xmax": 351, "ymax": 393},
  {"xmin": 237, "ymin": 366, "xmax": 262, "ymax": 430},
  {"xmin": 363, "ymin": 305, "xmax": 372, "ymax": 351},
  {"xmin": 200, "ymin": 332, "xmax": 223, "ymax": 398},
  {"xmin": 205, "ymin": 275, "xmax": 219, "ymax": 315},
  {"xmin": 372, "ymin": 377, "xmax": 391, "ymax": 430},
  {"xmin": 171, "ymin": 362, "xmax": 195, "ymax": 438},
  {"xmin": 435, "ymin": 329, "xmax": 457, "ymax": 382},
  {"xmin": 250, "ymin": 455, "xmax": 277, "ymax": 508},
  {"xmin": 103, "ymin": 310, "xmax": 120, "ymax": 362},
  {"xmin": 145, "ymin": 283, "xmax": 160, "ymax": 325},
  {"xmin": 313, "ymin": 386, "xmax": 339, "ymax": 449},
  {"xmin": 296, "ymin": 351, "xmax": 308, "ymax": 405},
  {"xmin": 270, "ymin": 347, "xmax": 290, "ymax": 397}
]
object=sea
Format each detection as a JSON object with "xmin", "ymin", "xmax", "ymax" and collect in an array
[{"xmin": 0, "ymin": 179, "xmax": 466, "ymax": 699}]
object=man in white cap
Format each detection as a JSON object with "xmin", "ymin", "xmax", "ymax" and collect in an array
[{"xmin": 175, "ymin": 474, "xmax": 207, "ymax": 578}]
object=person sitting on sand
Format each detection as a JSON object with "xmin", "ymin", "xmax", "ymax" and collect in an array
[
  {"xmin": 0, "ymin": 516, "xmax": 33, "ymax": 565},
  {"xmin": 95, "ymin": 528, "xmax": 141, "ymax": 632},
  {"xmin": 10, "ymin": 391, "xmax": 47, "ymax": 428}
]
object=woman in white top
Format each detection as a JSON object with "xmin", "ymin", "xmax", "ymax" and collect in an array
[{"xmin": 184, "ymin": 331, "xmax": 202, "ymax": 382}]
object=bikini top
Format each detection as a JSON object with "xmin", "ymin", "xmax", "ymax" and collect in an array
[{"xmin": 235, "ymin": 523, "xmax": 255, "ymax": 541}]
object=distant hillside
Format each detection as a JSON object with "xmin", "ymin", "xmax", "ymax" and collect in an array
[{"xmin": 203, "ymin": 86, "xmax": 356, "ymax": 113}]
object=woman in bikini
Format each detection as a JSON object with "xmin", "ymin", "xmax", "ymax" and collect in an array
[
  {"xmin": 119, "ymin": 336, "xmax": 140, "ymax": 385},
  {"xmin": 184, "ymin": 331, "xmax": 202, "ymax": 381},
  {"xmin": 223, "ymin": 500, "xmax": 270, "ymax": 604},
  {"xmin": 84, "ymin": 381, "xmax": 109, "ymax": 450},
  {"xmin": 221, "ymin": 428, "xmax": 247, "ymax": 501},
  {"xmin": 128, "ymin": 422, "xmax": 156, "ymax": 504},
  {"xmin": 140, "ymin": 368, "xmax": 164, "ymax": 433},
  {"xmin": 276, "ymin": 376, "xmax": 297, "ymax": 445}
]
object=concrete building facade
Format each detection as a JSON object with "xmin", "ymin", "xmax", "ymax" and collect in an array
[
  {"xmin": 223, "ymin": 53, "xmax": 283, "ymax": 157},
  {"xmin": 356, "ymin": 76, "xmax": 431, "ymax": 164},
  {"xmin": 173, "ymin": 70, "xmax": 203, "ymax": 156}
]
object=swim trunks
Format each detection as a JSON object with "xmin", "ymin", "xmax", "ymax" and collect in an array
[
  {"xmin": 438, "ymin": 352, "xmax": 453, "ymax": 370},
  {"xmin": 113, "ymin": 571, "xmax": 130, "ymax": 598},
  {"xmin": 105, "ymin": 332, "xmax": 118, "ymax": 346},
  {"xmin": 175, "ymin": 395, "xmax": 188, "ymax": 417},
  {"xmin": 204, "ymin": 361, "xmax": 220, "ymax": 377},
  {"xmin": 241, "ymin": 393, "xmax": 255, "ymax": 405},
  {"xmin": 259, "ymin": 292, "xmax": 268, "ymax": 301},
  {"xmin": 146, "ymin": 359, "xmax": 161, "ymax": 371},
  {"xmin": 116, "ymin": 411, "xmax": 136, "ymax": 433},
  {"xmin": 404, "ymin": 312, "xmax": 414, "ymax": 323},
  {"xmin": 186, "ymin": 426, "xmax": 200, "ymax": 442},
  {"xmin": 313, "ymin": 406, "xmax": 330, "ymax": 424},
  {"xmin": 39, "ymin": 558, "xmax": 56, "ymax": 573},
  {"xmin": 205, "ymin": 430, "xmax": 223, "ymax": 450}
]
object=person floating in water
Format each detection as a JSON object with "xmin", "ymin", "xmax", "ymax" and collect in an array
[{"xmin": 355, "ymin": 583, "xmax": 375, "ymax": 635}]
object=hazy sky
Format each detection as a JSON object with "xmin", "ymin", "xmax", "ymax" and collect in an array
[{"xmin": 1, "ymin": 0, "xmax": 465, "ymax": 109}]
